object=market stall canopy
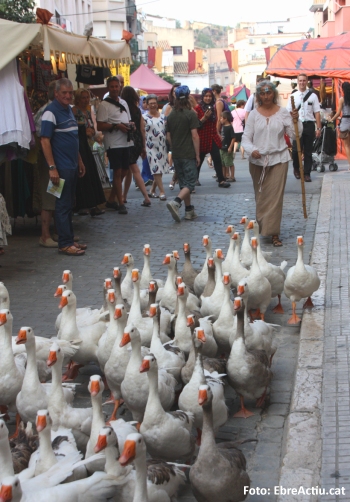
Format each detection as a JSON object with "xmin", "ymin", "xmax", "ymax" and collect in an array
[
  {"xmin": 266, "ymin": 32, "xmax": 350, "ymax": 79},
  {"xmin": 0, "ymin": 18, "xmax": 131, "ymax": 72},
  {"xmin": 130, "ymin": 64, "xmax": 172, "ymax": 96}
]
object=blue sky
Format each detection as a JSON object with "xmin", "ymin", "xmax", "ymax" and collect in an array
[{"xmin": 142, "ymin": 0, "xmax": 314, "ymax": 28}]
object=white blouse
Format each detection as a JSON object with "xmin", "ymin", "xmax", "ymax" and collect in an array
[{"xmin": 241, "ymin": 107, "xmax": 303, "ymax": 167}]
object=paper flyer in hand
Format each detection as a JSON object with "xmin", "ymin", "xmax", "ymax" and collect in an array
[{"xmin": 47, "ymin": 178, "xmax": 65, "ymax": 198}]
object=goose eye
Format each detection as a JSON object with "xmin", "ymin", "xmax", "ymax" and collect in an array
[
  {"xmin": 1, "ymin": 424, "xmax": 3, "ymax": 428},
  {"xmin": 15, "ymin": 481, "xmax": 18, "ymax": 487},
  {"xmin": 138, "ymin": 439, "xmax": 142, "ymax": 443}
]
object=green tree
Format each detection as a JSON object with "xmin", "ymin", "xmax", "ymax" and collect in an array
[
  {"xmin": 0, "ymin": 0, "xmax": 36, "ymax": 23},
  {"xmin": 158, "ymin": 73, "xmax": 176, "ymax": 85},
  {"xmin": 130, "ymin": 60, "xmax": 142, "ymax": 74}
]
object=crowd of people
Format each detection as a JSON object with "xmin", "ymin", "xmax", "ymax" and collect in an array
[{"xmin": 38, "ymin": 71, "xmax": 333, "ymax": 256}]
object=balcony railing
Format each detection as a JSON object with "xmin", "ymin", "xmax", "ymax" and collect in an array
[
  {"xmin": 126, "ymin": 3, "xmax": 137, "ymax": 19},
  {"xmin": 310, "ymin": 0, "xmax": 325, "ymax": 12}
]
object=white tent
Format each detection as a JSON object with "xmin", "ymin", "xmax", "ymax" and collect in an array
[{"xmin": 0, "ymin": 18, "xmax": 131, "ymax": 71}]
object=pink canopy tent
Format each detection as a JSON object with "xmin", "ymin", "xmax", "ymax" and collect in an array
[{"xmin": 130, "ymin": 64, "xmax": 172, "ymax": 97}]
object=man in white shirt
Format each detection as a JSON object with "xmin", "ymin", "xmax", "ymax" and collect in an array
[
  {"xmin": 97, "ymin": 76, "xmax": 133, "ymax": 214},
  {"xmin": 286, "ymin": 73, "xmax": 321, "ymax": 182}
]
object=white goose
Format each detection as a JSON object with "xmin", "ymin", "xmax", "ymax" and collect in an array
[
  {"xmin": 114, "ymin": 431, "xmax": 186, "ymax": 502},
  {"xmin": 178, "ymin": 327, "xmax": 227, "ymax": 443},
  {"xmin": 47, "ymin": 341, "xmax": 92, "ymax": 452},
  {"xmin": 57, "ymin": 290, "xmax": 106, "ymax": 366},
  {"xmin": 15, "ymin": 327, "xmax": 76, "ymax": 424},
  {"xmin": 84, "ymin": 375, "xmax": 106, "ymax": 472},
  {"xmin": 249, "ymin": 219, "xmax": 287, "ymax": 314},
  {"xmin": 181, "ymin": 242, "xmax": 198, "ymax": 290},
  {"xmin": 227, "ymin": 298, "xmax": 272, "ymax": 418},
  {"xmin": 120, "ymin": 325, "xmax": 176, "ymax": 423},
  {"xmin": 0, "ymin": 282, "xmax": 9, "ymax": 310},
  {"xmin": 235, "ymin": 279, "xmax": 278, "ymax": 364},
  {"xmin": 104, "ymin": 304, "xmax": 130, "ymax": 422},
  {"xmin": 121, "ymin": 253, "xmax": 148, "ymax": 310},
  {"xmin": 213, "ymin": 273, "xmax": 237, "ymax": 353},
  {"xmin": 240, "ymin": 216, "xmax": 272, "ymax": 267},
  {"xmin": 147, "ymin": 281, "xmax": 172, "ymax": 336},
  {"xmin": 128, "ymin": 269, "xmax": 170, "ymax": 347},
  {"xmin": 149, "ymin": 304, "xmax": 185, "ymax": 383},
  {"xmin": 140, "ymin": 354, "xmax": 195, "ymax": 462},
  {"xmin": 193, "ymin": 235, "xmax": 213, "ymax": 297},
  {"xmin": 0, "ymin": 310, "xmax": 26, "ymax": 415},
  {"xmin": 201, "ymin": 249, "xmax": 226, "ymax": 319},
  {"xmin": 140, "ymin": 244, "xmax": 165, "ymax": 290},
  {"xmin": 201, "ymin": 257, "xmax": 216, "ymax": 299},
  {"xmin": 222, "ymin": 225, "xmax": 235, "ymax": 274},
  {"xmin": 229, "ymin": 232, "xmax": 250, "ymax": 289},
  {"xmin": 97, "ymin": 289, "xmax": 120, "ymax": 371},
  {"xmin": 113, "ymin": 267, "xmax": 129, "ymax": 310},
  {"xmin": 284, "ymin": 235, "xmax": 320, "ymax": 324},
  {"xmin": 156, "ymin": 254, "xmax": 178, "ymax": 312},
  {"xmin": 245, "ymin": 237, "xmax": 271, "ymax": 321}
]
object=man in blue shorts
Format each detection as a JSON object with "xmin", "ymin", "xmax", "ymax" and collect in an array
[
  {"xmin": 166, "ymin": 86, "xmax": 200, "ymax": 222},
  {"xmin": 41, "ymin": 78, "xmax": 87, "ymax": 256}
]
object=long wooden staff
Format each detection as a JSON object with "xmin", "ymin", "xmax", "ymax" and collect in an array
[{"xmin": 291, "ymin": 96, "xmax": 307, "ymax": 219}]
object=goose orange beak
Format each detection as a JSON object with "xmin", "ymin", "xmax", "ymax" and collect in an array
[
  {"xmin": 247, "ymin": 220, "xmax": 254, "ymax": 230},
  {"xmin": 0, "ymin": 484, "xmax": 12, "ymax": 502},
  {"xmin": 139, "ymin": 359, "xmax": 150, "ymax": 373},
  {"xmin": 15, "ymin": 329, "xmax": 27, "ymax": 345},
  {"xmin": 240, "ymin": 216, "xmax": 247, "ymax": 224},
  {"xmin": 187, "ymin": 315, "xmax": 194, "ymax": 327},
  {"xmin": 108, "ymin": 290, "xmax": 116, "ymax": 303},
  {"xmin": 198, "ymin": 388, "xmax": 208, "ymax": 406},
  {"xmin": 114, "ymin": 307, "xmax": 122, "ymax": 319},
  {"xmin": 90, "ymin": 380, "xmax": 100, "ymax": 397},
  {"xmin": 233, "ymin": 298, "xmax": 242, "ymax": 311},
  {"xmin": 0, "ymin": 313, "xmax": 7, "ymax": 326},
  {"xmin": 225, "ymin": 225, "xmax": 233, "ymax": 233},
  {"xmin": 36, "ymin": 414, "xmax": 47, "ymax": 432},
  {"xmin": 144, "ymin": 245, "xmax": 151, "ymax": 255},
  {"xmin": 196, "ymin": 329, "xmax": 206, "ymax": 343},
  {"xmin": 177, "ymin": 285, "xmax": 185, "ymax": 296},
  {"xmin": 251, "ymin": 237, "xmax": 257, "ymax": 249},
  {"xmin": 149, "ymin": 305, "xmax": 157, "ymax": 317},
  {"xmin": 208, "ymin": 257, "xmax": 214, "ymax": 267},
  {"xmin": 232, "ymin": 232, "xmax": 238, "ymax": 240},
  {"xmin": 297, "ymin": 236, "xmax": 304, "ymax": 245},
  {"xmin": 216, "ymin": 249, "xmax": 224, "ymax": 260},
  {"xmin": 163, "ymin": 255, "xmax": 171, "ymax": 265},
  {"xmin": 202, "ymin": 236, "xmax": 209, "ymax": 246},
  {"xmin": 105, "ymin": 279, "xmax": 112, "ymax": 289},
  {"xmin": 149, "ymin": 281, "xmax": 156, "ymax": 292},
  {"xmin": 223, "ymin": 274, "xmax": 230, "ymax": 285},
  {"xmin": 173, "ymin": 250, "xmax": 180, "ymax": 260},
  {"xmin": 183, "ymin": 243, "xmax": 189, "ymax": 252},
  {"xmin": 113, "ymin": 268, "xmax": 120, "ymax": 278},
  {"xmin": 119, "ymin": 439, "xmax": 136, "ymax": 466},
  {"xmin": 237, "ymin": 284, "xmax": 245, "ymax": 295},
  {"xmin": 47, "ymin": 350, "xmax": 57, "ymax": 367},
  {"xmin": 54, "ymin": 286, "xmax": 63, "ymax": 297},
  {"xmin": 121, "ymin": 255, "xmax": 129, "ymax": 265},
  {"xmin": 94, "ymin": 434, "xmax": 107, "ymax": 453},
  {"xmin": 131, "ymin": 269, "xmax": 139, "ymax": 282},
  {"xmin": 59, "ymin": 296, "xmax": 68, "ymax": 309},
  {"xmin": 120, "ymin": 332, "xmax": 131, "ymax": 347},
  {"xmin": 63, "ymin": 272, "xmax": 70, "ymax": 283}
]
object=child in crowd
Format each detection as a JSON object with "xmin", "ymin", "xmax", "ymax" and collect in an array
[{"xmin": 219, "ymin": 111, "xmax": 236, "ymax": 182}]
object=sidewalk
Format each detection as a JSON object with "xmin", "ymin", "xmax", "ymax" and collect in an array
[{"xmin": 278, "ymin": 168, "xmax": 350, "ymax": 502}]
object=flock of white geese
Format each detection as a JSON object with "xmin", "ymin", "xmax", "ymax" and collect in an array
[{"xmin": 0, "ymin": 216, "xmax": 320, "ymax": 502}]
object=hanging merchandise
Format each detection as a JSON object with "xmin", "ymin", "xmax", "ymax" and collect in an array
[
  {"xmin": 36, "ymin": 58, "xmax": 56, "ymax": 91},
  {"xmin": 76, "ymin": 65, "xmax": 111, "ymax": 85}
]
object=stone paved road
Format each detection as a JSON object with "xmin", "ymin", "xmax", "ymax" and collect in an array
[{"xmin": 0, "ymin": 157, "xmax": 327, "ymax": 501}]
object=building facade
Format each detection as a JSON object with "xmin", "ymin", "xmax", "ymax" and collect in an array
[
  {"xmin": 310, "ymin": 0, "xmax": 350, "ymax": 37},
  {"xmin": 35, "ymin": 0, "xmax": 93, "ymax": 35}
]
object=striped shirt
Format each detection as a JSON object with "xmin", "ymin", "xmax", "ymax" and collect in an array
[{"xmin": 41, "ymin": 99, "xmax": 79, "ymax": 170}]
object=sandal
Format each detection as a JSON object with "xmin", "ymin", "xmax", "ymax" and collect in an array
[
  {"xmin": 149, "ymin": 193, "xmax": 159, "ymax": 198},
  {"xmin": 272, "ymin": 235, "xmax": 283, "ymax": 247},
  {"xmin": 59, "ymin": 245, "xmax": 85, "ymax": 256},
  {"xmin": 141, "ymin": 201, "xmax": 151, "ymax": 207},
  {"xmin": 159, "ymin": 195, "xmax": 167, "ymax": 201}
]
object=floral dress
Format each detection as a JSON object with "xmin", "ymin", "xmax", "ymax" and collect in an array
[{"xmin": 144, "ymin": 113, "xmax": 169, "ymax": 174}]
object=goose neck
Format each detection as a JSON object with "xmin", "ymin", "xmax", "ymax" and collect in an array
[
  {"xmin": 91, "ymin": 394, "xmax": 104, "ymax": 424},
  {"xmin": 151, "ymin": 315, "xmax": 161, "ymax": 343},
  {"xmin": 133, "ymin": 451, "xmax": 149, "ymax": 502},
  {"xmin": 59, "ymin": 303, "xmax": 78, "ymax": 338},
  {"xmin": 22, "ymin": 339, "xmax": 41, "ymax": 390},
  {"xmin": 146, "ymin": 367, "xmax": 164, "ymax": 415},
  {"xmin": 105, "ymin": 444, "xmax": 125, "ymax": 477},
  {"xmin": 296, "ymin": 245, "xmax": 305, "ymax": 268},
  {"xmin": 0, "ymin": 436, "xmax": 14, "ymax": 478},
  {"xmin": 50, "ymin": 358, "xmax": 66, "ymax": 403},
  {"xmin": 199, "ymin": 401, "xmax": 217, "ymax": 455},
  {"xmin": 39, "ymin": 426, "xmax": 57, "ymax": 467},
  {"xmin": 235, "ymin": 309, "xmax": 245, "ymax": 342},
  {"xmin": 191, "ymin": 344, "xmax": 205, "ymax": 385},
  {"xmin": 165, "ymin": 265, "xmax": 176, "ymax": 290},
  {"xmin": 130, "ymin": 337, "xmax": 142, "ymax": 366},
  {"xmin": 0, "ymin": 322, "xmax": 15, "ymax": 368}
]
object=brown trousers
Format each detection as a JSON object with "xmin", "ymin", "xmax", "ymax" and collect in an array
[{"xmin": 249, "ymin": 161, "xmax": 288, "ymax": 236}]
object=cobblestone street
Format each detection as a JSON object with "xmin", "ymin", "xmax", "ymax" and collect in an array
[{"xmin": 1, "ymin": 158, "xmax": 324, "ymax": 501}]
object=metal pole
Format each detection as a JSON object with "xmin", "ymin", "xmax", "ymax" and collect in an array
[{"xmin": 291, "ymin": 96, "xmax": 308, "ymax": 219}]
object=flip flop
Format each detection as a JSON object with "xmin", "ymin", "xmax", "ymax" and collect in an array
[
  {"xmin": 149, "ymin": 193, "xmax": 159, "ymax": 198},
  {"xmin": 59, "ymin": 246, "xmax": 85, "ymax": 256},
  {"xmin": 159, "ymin": 195, "xmax": 167, "ymax": 201},
  {"xmin": 141, "ymin": 201, "xmax": 151, "ymax": 207}
]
